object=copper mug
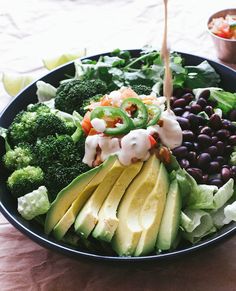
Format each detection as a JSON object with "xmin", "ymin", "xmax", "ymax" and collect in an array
[{"xmin": 207, "ymin": 8, "xmax": 236, "ymax": 64}]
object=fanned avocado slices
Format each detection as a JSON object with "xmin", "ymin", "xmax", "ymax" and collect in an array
[
  {"xmin": 74, "ymin": 159, "xmax": 125, "ymax": 238},
  {"xmin": 92, "ymin": 161, "xmax": 143, "ymax": 242},
  {"xmin": 112, "ymin": 155, "xmax": 160, "ymax": 256}
]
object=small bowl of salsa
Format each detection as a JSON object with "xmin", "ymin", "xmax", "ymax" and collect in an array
[{"xmin": 207, "ymin": 9, "xmax": 236, "ymax": 63}]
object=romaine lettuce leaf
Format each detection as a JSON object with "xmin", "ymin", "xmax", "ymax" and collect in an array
[
  {"xmin": 193, "ymin": 87, "xmax": 236, "ymax": 114},
  {"xmin": 180, "ymin": 209, "xmax": 216, "ymax": 243},
  {"xmin": 185, "ymin": 61, "xmax": 220, "ymax": 89},
  {"xmin": 36, "ymin": 81, "xmax": 57, "ymax": 102}
]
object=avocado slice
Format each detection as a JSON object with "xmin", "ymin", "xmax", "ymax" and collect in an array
[
  {"xmin": 74, "ymin": 159, "xmax": 125, "ymax": 238},
  {"xmin": 45, "ymin": 155, "xmax": 116, "ymax": 235},
  {"xmin": 112, "ymin": 155, "xmax": 160, "ymax": 256},
  {"xmin": 92, "ymin": 161, "xmax": 143, "ymax": 242},
  {"xmin": 156, "ymin": 179, "xmax": 181, "ymax": 251},
  {"xmin": 134, "ymin": 163, "xmax": 169, "ymax": 256}
]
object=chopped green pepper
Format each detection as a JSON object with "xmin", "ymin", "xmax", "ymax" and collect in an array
[
  {"xmin": 121, "ymin": 98, "xmax": 148, "ymax": 128},
  {"xmin": 146, "ymin": 105, "xmax": 161, "ymax": 126},
  {"xmin": 90, "ymin": 106, "xmax": 134, "ymax": 135}
]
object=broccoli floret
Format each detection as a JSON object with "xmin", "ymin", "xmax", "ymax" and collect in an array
[
  {"xmin": 7, "ymin": 166, "xmax": 44, "ymax": 197},
  {"xmin": 7, "ymin": 105, "xmax": 75, "ymax": 147},
  {"xmin": 27, "ymin": 103, "xmax": 51, "ymax": 114},
  {"xmin": 7, "ymin": 111, "xmax": 38, "ymax": 146},
  {"xmin": 80, "ymin": 94, "xmax": 103, "ymax": 116},
  {"xmin": 17, "ymin": 186, "xmax": 50, "ymax": 220},
  {"xmin": 44, "ymin": 162, "xmax": 90, "ymax": 200},
  {"xmin": 34, "ymin": 113, "xmax": 68, "ymax": 138},
  {"xmin": 33, "ymin": 134, "xmax": 88, "ymax": 199},
  {"xmin": 54, "ymin": 79, "xmax": 108, "ymax": 115},
  {"xmin": 131, "ymin": 84, "xmax": 152, "ymax": 95},
  {"xmin": 34, "ymin": 135, "xmax": 83, "ymax": 169},
  {"xmin": 3, "ymin": 144, "xmax": 35, "ymax": 171}
]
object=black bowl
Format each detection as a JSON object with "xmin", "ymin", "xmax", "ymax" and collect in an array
[{"xmin": 0, "ymin": 50, "xmax": 236, "ymax": 262}]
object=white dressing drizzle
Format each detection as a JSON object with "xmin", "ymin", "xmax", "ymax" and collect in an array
[
  {"xmin": 118, "ymin": 129, "xmax": 151, "ymax": 166},
  {"xmin": 148, "ymin": 110, "xmax": 182, "ymax": 149},
  {"xmin": 83, "ymin": 135, "xmax": 120, "ymax": 167}
]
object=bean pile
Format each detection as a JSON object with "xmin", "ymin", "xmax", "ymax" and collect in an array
[{"xmin": 171, "ymin": 89, "xmax": 236, "ymax": 187}]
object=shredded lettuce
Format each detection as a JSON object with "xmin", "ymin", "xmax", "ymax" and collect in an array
[
  {"xmin": 17, "ymin": 186, "xmax": 50, "ymax": 220},
  {"xmin": 36, "ymin": 81, "xmax": 57, "ymax": 102}
]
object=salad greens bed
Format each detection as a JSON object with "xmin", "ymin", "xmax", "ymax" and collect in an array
[{"xmin": 1, "ymin": 48, "xmax": 236, "ymax": 256}]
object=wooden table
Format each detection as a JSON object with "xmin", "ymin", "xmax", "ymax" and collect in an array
[{"xmin": 0, "ymin": 0, "xmax": 236, "ymax": 290}]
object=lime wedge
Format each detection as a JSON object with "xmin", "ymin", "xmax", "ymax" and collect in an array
[
  {"xmin": 42, "ymin": 49, "xmax": 86, "ymax": 70},
  {"xmin": 2, "ymin": 73, "xmax": 35, "ymax": 97}
]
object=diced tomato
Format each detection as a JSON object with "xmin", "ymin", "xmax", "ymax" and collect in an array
[
  {"xmin": 88, "ymin": 128, "xmax": 99, "ymax": 135},
  {"xmin": 148, "ymin": 135, "xmax": 157, "ymax": 148},
  {"xmin": 81, "ymin": 112, "xmax": 92, "ymax": 135},
  {"xmin": 216, "ymin": 29, "xmax": 233, "ymax": 39}
]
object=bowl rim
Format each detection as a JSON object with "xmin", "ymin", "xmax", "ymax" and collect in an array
[
  {"xmin": 207, "ymin": 8, "xmax": 236, "ymax": 43},
  {"xmin": 0, "ymin": 49, "xmax": 236, "ymax": 262}
]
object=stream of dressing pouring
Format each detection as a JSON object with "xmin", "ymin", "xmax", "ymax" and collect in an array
[{"xmin": 161, "ymin": 0, "xmax": 172, "ymax": 112}]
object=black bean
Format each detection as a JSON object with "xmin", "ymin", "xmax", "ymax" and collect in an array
[
  {"xmin": 172, "ymin": 146, "xmax": 188, "ymax": 158},
  {"xmin": 222, "ymin": 164, "xmax": 230, "ymax": 169},
  {"xmin": 215, "ymin": 156, "xmax": 226, "ymax": 166},
  {"xmin": 197, "ymin": 153, "xmax": 211, "ymax": 169},
  {"xmin": 216, "ymin": 129, "xmax": 230, "ymax": 141},
  {"xmin": 197, "ymin": 98, "xmax": 207, "ymax": 108},
  {"xmin": 208, "ymin": 99, "xmax": 218, "ymax": 108},
  {"xmin": 198, "ymin": 134, "xmax": 212, "ymax": 148},
  {"xmin": 231, "ymin": 166, "xmax": 236, "ymax": 180},
  {"xmin": 187, "ymin": 168, "xmax": 203, "ymax": 183},
  {"xmin": 170, "ymin": 96, "xmax": 177, "ymax": 107},
  {"xmin": 200, "ymin": 126, "xmax": 212, "ymax": 136},
  {"xmin": 222, "ymin": 119, "xmax": 231, "ymax": 129},
  {"xmin": 205, "ymin": 146, "xmax": 218, "ymax": 157},
  {"xmin": 205, "ymin": 105, "xmax": 214, "ymax": 117},
  {"xmin": 208, "ymin": 178, "xmax": 223, "ymax": 187},
  {"xmin": 194, "ymin": 142, "xmax": 201, "ymax": 152},
  {"xmin": 211, "ymin": 136, "xmax": 218, "ymax": 144},
  {"xmin": 187, "ymin": 113, "xmax": 200, "ymax": 129},
  {"xmin": 208, "ymin": 161, "xmax": 220, "ymax": 174},
  {"xmin": 183, "ymin": 142, "xmax": 194, "ymax": 151},
  {"xmin": 209, "ymin": 114, "xmax": 222, "ymax": 130},
  {"xmin": 228, "ymin": 135, "xmax": 236, "ymax": 146},
  {"xmin": 183, "ymin": 93, "xmax": 194, "ymax": 103},
  {"xmin": 183, "ymin": 130, "xmax": 195, "ymax": 142},
  {"xmin": 185, "ymin": 105, "xmax": 191, "ymax": 111},
  {"xmin": 182, "ymin": 111, "xmax": 190, "ymax": 118},
  {"xmin": 176, "ymin": 117, "xmax": 190, "ymax": 130},
  {"xmin": 228, "ymin": 109, "xmax": 236, "ymax": 121},
  {"xmin": 221, "ymin": 168, "xmax": 232, "ymax": 183},
  {"xmin": 180, "ymin": 159, "xmax": 190, "ymax": 169},
  {"xmin": 173, "ymin": 98, "xmax": 187, "ymax": 108},
  {"xmin": 173, "ymin": 107, "xmax": 184, "ymax": 116},
  {"xmin": 216, "ymin": 141, "xmax": 225, "ymax": 155},
  {"xmin": 202, "ymin": 174, "xmax": 209, "ymax": 184},
  {"xmin": 190, "ymin": 104, "xmax": 202, "ymax": 114},
  {"xmin": 188, "ymin": 151, "xmax": 197, "ymax": 165},
  {"xmin": 225, "ymin": 145, "xmax": 233, "ymax": 156},
  {"xmin": 198, "ymin": 116, "xmax": 208, "ymax": 126},
  {"xmin": 199, "ymin": 90, "xmax": 210, "ymax": 100}
]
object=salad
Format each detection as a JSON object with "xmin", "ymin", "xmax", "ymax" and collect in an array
[
  {"xmin": 1, "ymin": 48, "xmax": 236, "ymax": 257},
  {"xmin": 209, "ymin": 14, "xmax": 236, "ymax": 39}
]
